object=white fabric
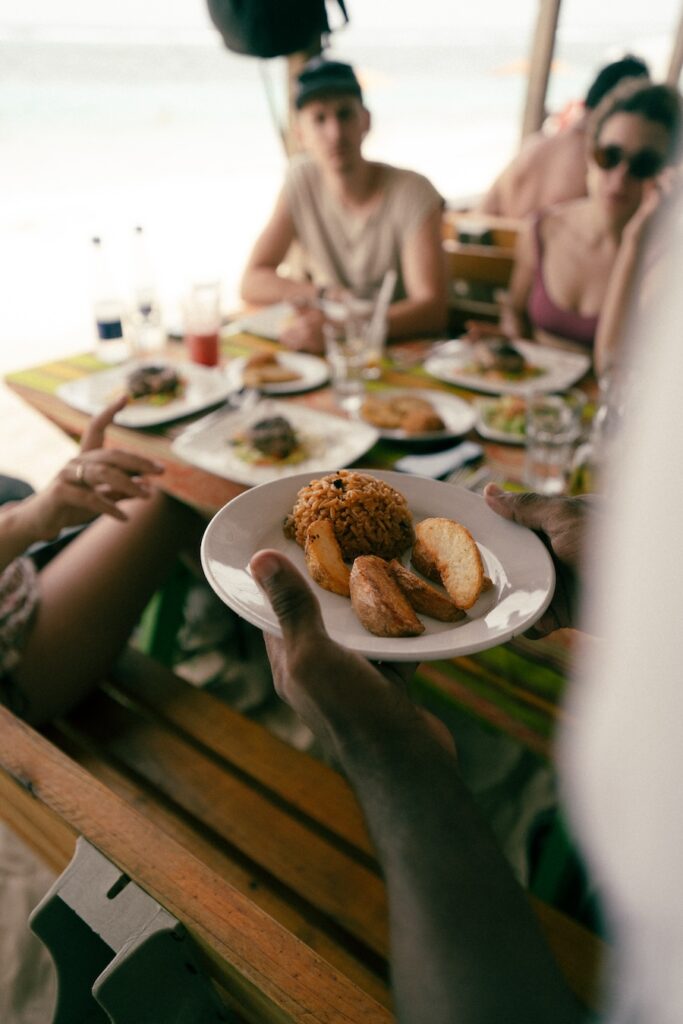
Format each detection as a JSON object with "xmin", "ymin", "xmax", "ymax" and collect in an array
[{"xmin": 561, "ymin": 194, "xmax": 683, "ymax": 1022}]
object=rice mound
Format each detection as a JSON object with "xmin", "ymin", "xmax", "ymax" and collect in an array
[{"xmin": 283, "ymin": 470, "xmax": 414, "ymax": 561}]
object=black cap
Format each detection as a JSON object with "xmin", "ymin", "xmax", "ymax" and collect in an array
[{"xmin": 295, "ymin": 57, "xmax": 363, "ymax": 110}]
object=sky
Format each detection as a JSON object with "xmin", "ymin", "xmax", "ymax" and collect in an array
[{"xmin": 0, "ymin": 0, "xmax": 680, "ymax": 39}]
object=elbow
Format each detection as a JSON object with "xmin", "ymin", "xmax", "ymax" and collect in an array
[{"xmin": 239, "ymin": 269, "xmax": 256, "ymax": 304}]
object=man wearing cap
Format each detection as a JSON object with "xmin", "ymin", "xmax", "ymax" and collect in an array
[{"xmin": 240, "ymin": 57, "xmax": 448, "ymax": 353}]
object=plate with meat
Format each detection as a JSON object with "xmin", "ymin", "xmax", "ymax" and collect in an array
[
  {"xmin": 201, "ymin": 469, "xmax": 555, "ymax": 661},
  {"xmin": 424, "ymin": 339, "xmax": 590, "ymax": 396},
  {"xmin": 172, "ymin": 399, "xmax": 379, "ymax": 485},
  {"xmin": 355, "ymin": 388, "xmax": 476, "ymax": 441},
  {"xmin": 56, "ymin": 360, "xmax": 234, "ymax": 427}
]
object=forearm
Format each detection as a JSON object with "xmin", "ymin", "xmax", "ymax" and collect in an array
[
  {"xmin": 594, "ymin": 235, "xmax": 640, "ymax": 378},
  {"xmin": 330, "ymin": 698, "xmax": 583, "ymax": 1024},
  {"xmin": 499, "ymin": 301, "xmax": 530, "ymax": 341},
  {"xmin": 386, "ymin": 295, "xmax": 448, "ymax": 341},
  {"xmin": 0, "ymin": 500, "xmax": 44, "ymax": 572},
  {"xmin": 240, "ymin": 267, "xmax": 317, "ymax": 307}
]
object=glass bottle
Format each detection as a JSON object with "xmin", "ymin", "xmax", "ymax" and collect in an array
[
  {"xmin": 131, "ymin": 226, "xmax": 164, "ymax": 353},
  {"xmin": 91, "ymin": 236, "xmax": 129, "ymax": 363}
]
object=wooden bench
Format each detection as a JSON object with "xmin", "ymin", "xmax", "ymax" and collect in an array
[
  {"xmin": 0, "ymin": 647, "xmax": 605, "ymax": 1021},
  {"xmin": 441, "ymin": 212, "xmax": 522, "ymax": 332}
]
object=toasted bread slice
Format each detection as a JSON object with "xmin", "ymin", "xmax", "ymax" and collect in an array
[
  {"xmin": 350, "ymin": 556, "xmax": 425, "ymax": 637},
  {"xmin": 388, "ymin": 560, "xmax": 465, "ymax": 623},
  {"xmin": 304, "ymin": 519, "xmax": 351, "ymax": 597},
  {"xmin": 413, "ymin": 518, "xmax": 484, "ymax": 610}
]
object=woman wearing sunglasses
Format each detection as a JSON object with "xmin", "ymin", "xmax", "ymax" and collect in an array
[{"xmin": 501, "ymin": 79, "xmax": 681, "ymax": 375}]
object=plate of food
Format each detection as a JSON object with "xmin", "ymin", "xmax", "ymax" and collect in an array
[
  {"xmin": 225, "ymin": 349, "xmax": 329, "ymax": 394},
  {"xmin": 475, "ymin": 395, "xmax": 527, "ymax": 443},
  {"xmin": 424, "ymin": 338, "xmax": 590, "ymax": 396},
  {"xmin": 56, "ymin": 360, "xmax": 234, "ymax": 427},
  {"xmin": 172, "ymin": 399, "xmax": 379, "ymax": 486},
  {"xmin": 223, "ymin": 302, "xmax": 295, "ymax": 341},
  {"xmin": 201, "ymin": 469, "xmax": 555, "ymax": 661},
  {"xmin": 355, "ymin": 388, "xmax": 476, "ymax": 441}
]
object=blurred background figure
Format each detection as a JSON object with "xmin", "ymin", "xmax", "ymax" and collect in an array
[
  {"xmin": 500, "ymin": 79, "xmax": 682, "ymax": 366},
  {"xmin": 239, "ymin": 56, "xmax": 448, "ymax": 353},
  {"xmin": 477, "ymin": 55, "xmax": 650, "ymax": 219}
]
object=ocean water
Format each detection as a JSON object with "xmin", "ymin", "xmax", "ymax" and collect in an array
[{"xmin": 1, "ymin": 16, "xmax": 677, "ymax": 367}]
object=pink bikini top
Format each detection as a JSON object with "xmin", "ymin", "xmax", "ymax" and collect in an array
[{"xmin": 527, "ymin": 214, "xmax": 598, "ymax": 349}]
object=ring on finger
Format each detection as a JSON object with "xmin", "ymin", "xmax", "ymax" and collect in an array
[{"xmin": 75, "ymin": 462, "xmax": 87, "ymax": 486}]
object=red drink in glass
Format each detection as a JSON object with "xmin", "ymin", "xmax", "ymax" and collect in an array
[{"xmin": 186, "ymin": 330, "xmax": 219, "ymax": 367}]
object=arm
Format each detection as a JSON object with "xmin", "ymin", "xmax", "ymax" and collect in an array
[
  {"xmin": 0, "ymin": 398, "xmax": 163, "ymax": 573},
  {"xmin": 593, "ymin": 176, "xmax": 670, "ymax": 378},
  {"xmin": 386, "ymin": 205, "xmax": 449, "ymax": 339},
  {"xmin": 250, "ymin": 551, "xmax": 585, "ymax": 1024},
  {"xmin": 239, "ymin": 188, "xmax": 317, "ymax": 306},
  {"xmin": 500, "ymin": 217, "xmax": 535, "ymax": 340}
]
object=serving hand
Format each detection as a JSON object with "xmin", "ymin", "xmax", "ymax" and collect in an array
[
  {"xmin": 250, "ymin": 549, "xmax": 454, "ymax": 755},
  {"xmin": 22, "ymin": 396, "xmax": 165, "ymax": 540},
  {"xmin": 484, "ymin": 484, "xmax": 594, "ymax": 637}
]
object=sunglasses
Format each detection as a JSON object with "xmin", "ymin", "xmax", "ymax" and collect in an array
[{"xmin": 592, "ymin": 144, "xmax": 665, "ymax": 180}]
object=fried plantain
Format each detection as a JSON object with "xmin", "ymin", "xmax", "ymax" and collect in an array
[
  {"xmin": 388, "ymin": 560, "xmax": 465, "ymax": 622},
  {"xmin": 350, "ymin": 556, "xmax": 425, "ymax": 637},
  {"xmin": 304, "ymin": 519, "xmax": 351, "ymax": 597}
]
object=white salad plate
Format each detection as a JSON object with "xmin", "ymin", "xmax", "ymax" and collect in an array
[
  {"xmin": 352, "ymin": 388, "xmax": 477, "ymax": 442},
  {"xmin": 201, "ymin": 469, "xmax": 555, "ymax": 662},
  {"xmin": 172, "ymin": 399, "xmax": 379, "ymax": 486},
  {"xmin": 474, "ymin": 398, "xmax": 527, "ymax": 444},
  {"xmin": 224, "ymin": 350, "xmax": 329, "ymax": 395},
  {"xmin": 56, "ymin": 360, "xmax": 234, "ymax": 428},
  {"xmin": 424, "ymin": 339, "xmax": 590, "ymax": 396}
]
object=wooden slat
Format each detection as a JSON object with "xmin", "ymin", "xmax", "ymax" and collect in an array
[
  {"xmin": 0, "ymin": 705, "xmax": 392, "ymax": 1024},
  {"xmin": 443, "ymin": 240, "xmax": 515, "ymax": 288},
  {"xmin": 531, "ymin": 899, "xmax": 603, "ymax": 1011},
  {"xmin": 65, "ymin": 690, "xmax": 389, "ymax": 958},
  {"xmin": 52, "ymin": 725, "xmax": 391, "ymax": 1009},
  {"xmin": 0, "ymin": 767, "xmax": 76, "ymax": 873},
  {"xmin": 443, "ymin": 211, "xmax": 522, "ymax": 249},
  {"xmin": 111, "ymin": 648, "xmax": 375, "ymax": 858}
]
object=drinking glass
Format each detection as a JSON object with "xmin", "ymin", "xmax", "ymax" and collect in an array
[
  {"xmin": 344, "ymin": 295, "xmax": 386, "ymax": 380},
  {"xmin": 183, "ymin": 281, "xmax": 221, "ymax": 367},
  {"xmin": 323, "ymin": 319, "xmax": 366, "ymax": 412},
  {"xmin": 524, "ymin": 390, "xmax": 585, "ymax": 495}
]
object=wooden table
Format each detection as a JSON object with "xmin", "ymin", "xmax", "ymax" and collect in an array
[{"xmin": 5, "ymin": 333, "xmax": 587, "ymax": 759}]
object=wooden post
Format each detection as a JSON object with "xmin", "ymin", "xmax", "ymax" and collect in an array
[
  {"xmin": 666, "ymin": 4, "xmax": 683, "ymax": 85},
  {"xmin": 521, "ymin": 0, "xmax": 563, "ymax": 141}
]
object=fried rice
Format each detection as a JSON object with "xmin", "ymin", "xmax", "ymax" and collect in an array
[{"xmin": 283, "ymin": 470, "xmax": 414, "ymax": 560}]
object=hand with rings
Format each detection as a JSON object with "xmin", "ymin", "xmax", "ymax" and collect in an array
[{"xmin": 21, "ymin": 396, "xmax": 165, "ymax": 542}]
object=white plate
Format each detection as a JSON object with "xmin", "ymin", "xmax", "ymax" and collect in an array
[
  {"xmin": 474, "ymin": 398, "xmax": 527, "ymax": 445},
  {"xmin": 353, "ymin": 388, "xmax": 476, "ymax": 442},
  {"xmin": 223, "ymin": 302, "xmax": 294, "ymax": 341},
  {"xmin": 424, "ymin": 339, "xmax": 590, "ymax": 396},
  {"xmin": 172, "ymin": 399, "xmax": 379, "ymax": 486},
  {"xmin": 201, "ymin": 469, "xmax": 555, "ymax": 662},
  {"xmin": 224, "ymin": 351, "xmax": 329, "ymax": 395},
  {"xmin": 56, "ymin": 360, "xmax": 234, "ymax": 428}
]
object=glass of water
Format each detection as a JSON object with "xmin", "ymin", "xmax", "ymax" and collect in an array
[
  {"xmin": 323, "ymin": 319, "xmax": 366, "ymax": 412},
  {"xmin": 524, "ymin": 390, "xmax": 585, "ymax": 495}
]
